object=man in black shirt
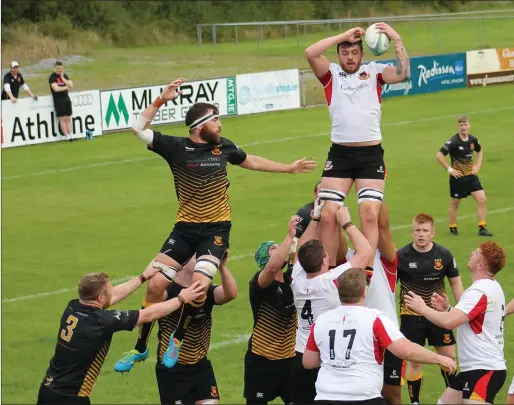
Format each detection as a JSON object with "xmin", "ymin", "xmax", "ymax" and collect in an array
[
  {"xmin": 436, "ymin": 115, "xmax": 492, "ymax": 236},
  {"xmin": 115, "ymin": 78, "xmax": 316, "ymax": 372},
  {"xmin": 1, "ymin": 61, "xmax": 38, "ymax": 102},
  {"xmin": 37, "ymin": 266, "xmax": 203, "ymax": 404},
  {"xmin": 245, "ymin": 216, "xmax": 299, "ymax": 404},
  {"xmin": 397, "ymin": 213, "xmax": 464, "ymax": 405},
  {"xmin": 49, "ymin": 61, "xmax": 74, "ymax": 141},
  {"xmin": 155, "ymin": 251, "xmax": 237, "ymax": 404},
  {"xmin": 294, "ymin": 182, "xmax": 321, "ymax": 239}
]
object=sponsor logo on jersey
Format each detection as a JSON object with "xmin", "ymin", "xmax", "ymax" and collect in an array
[
  {"xmin": 359, "ymin": 71, "xmax": 370, "ymax": 80},
  {"xmin": 409, "ymin": 262, "xmax": 418, "ymax": 269},
  {"xmin": 212, "ymin": 145, "xmax": 222, "ymax": 156},
  {"xmin": 434, "ymin": 259, "xmax": 443, "ymax": 270}
]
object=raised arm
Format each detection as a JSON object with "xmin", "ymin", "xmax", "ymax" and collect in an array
[
  {"xmin": 213, "ymin": 251, "xmax": 238, "ymax": 305},
  {"xmin": 136, "ymin": 282, "xmax": 203, "ymax": 326},
  {"xmin": 109, "ymin": 264, "xmax": 162, "ymax": 306},
  {"xmin": 295, "ymin": 199, "xmax": 324, "ymax": 261},
  {"xmin": 377, "ymin": 202, "xmax": 396, "ymax": 262},
  {"xmin": 506, "ymin": 299, "xmax": 514, "ymax": 316},
  {"xmin": 258, "ymin": 216, "xmax": 299, "ymax": 288},
  {"xmin": 375, "ymin": 23, "xmax": 410, "ymax": 84},
  {"xmin": 130, "ymin": 78, "xmax": 184, "ymax": 147},
  {"xmin": 239, "ymin": 155, "xmax": 316, "ymax": 174},
  {"xmin": 336, "ymin": 207, "xmax": 373, "ymax": 269},
  {"xmin": 305, "ymin": 28, "xmax": 365, "ymax": 77}
]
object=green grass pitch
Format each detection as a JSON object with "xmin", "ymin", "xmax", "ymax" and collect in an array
[{"xmin": 2, "ymin": 84, "xmax": 514, "ymax": 403}]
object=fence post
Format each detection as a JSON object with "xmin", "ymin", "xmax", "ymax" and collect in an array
[
  {"xmin": 285, "ymin": 24, "xmax": 288, "ymax": 39},
  {"xmin": 410, "ymin": 20, "xmax": 414, "ymax": 37},
  {"xmin": 327, "ymin": 23, "xmax": 331, "ymax": 34},
  {"xmin": 478, "ymin": 18, "xmax": 483, "ymax": 47},
  {"xmin": 435, "ymin": 20, "xmax": 439, "ymax": 48},
  {"xmin": 197, "ymin": 25, "xmax": 202, "ymax": 47},
  {"xmin": 303, "ymin": 24, "xmax": 306, "ymax": 41},
  {"xmin": 212, "ymin": 25, "xmax": 217, "ymax": 46},
  {"xmin": 258, "ymin": 24, "xmax": 263, "ymax": 47},
  {"xmin": 235, "ymin": 25, "xmax": 238, "ymax": 45},
  {"xmin": 296, "ymin": 24, "xmax": 300, "ymax": 47},
  {"xmin": 301, "ymin": 71, "xmax": 307, "ymax": 107},
  {"xmin": 338, "ymin": 22, "xmax": 342, "ymax": 32}
]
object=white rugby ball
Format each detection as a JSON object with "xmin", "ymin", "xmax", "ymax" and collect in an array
[{"xmin": 364, "ymin": 23, "xmax": 390, "ymax": 56}]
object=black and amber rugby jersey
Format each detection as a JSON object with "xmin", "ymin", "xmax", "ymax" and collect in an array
[
  {"xmin": 398, "ymin": 243, "xmax": 459, "ymax": 316},
  {"xmin": 157, "ymin": 282, "xmax": 218, "ymax": 367},
  {"xmin": 149, "ymin": 131, "xmax": 247, "ymax": 223},
  {"xmin": 440, "ymin": 133, "xmax": 481, "ymax": 177},
  {"xmin": 41, "ymin": 300, "xmax": 139, "ymax": 397},
  {"xmin": 248, "ymin": 271, "xmax": 297, "ymax": 360}
]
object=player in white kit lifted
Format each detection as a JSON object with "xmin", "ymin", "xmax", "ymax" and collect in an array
[
  {"xmin": 305, "ymin": 24, "xmax": 410, "ymax": 270},
  {"xmin": 304, "ymin": 268, "xmax": 456, "ymax": 405},
  {"xmin": 290, "ymin": 201, "xmax": 373, "ymax": 404},
  {"xmin": 405, "ymin": 241, "xmax": 507, "ymax": 404}
]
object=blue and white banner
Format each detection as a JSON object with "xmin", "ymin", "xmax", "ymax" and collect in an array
[
  {"xmin": 378, "ymin": 53, "xmax": 466, "ymax": 98},
  {"xmin": 236, "ymin": 69, "xmax": 300, "ymax": 115}
]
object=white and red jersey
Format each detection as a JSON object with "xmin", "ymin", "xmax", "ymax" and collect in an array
[
  {"xmin": 346, "ymin": 249, "xmax": 399, "ymax": 328},
  {"xmin": 291, "ymin": 261, "xmax": 351, "ymax": 353},
  {"xmin": 307, "ymin": 306, "xmax": 404, "ymax": 401},
  {"xmin": 454, "ymin": 278, "xmax": 506, "ymax": 372},
  {"xmin": 318, "ymin": 62, "xmax": 390, "ymax": 144}
]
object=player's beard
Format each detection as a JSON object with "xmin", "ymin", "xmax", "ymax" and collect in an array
[
  {"xmin": 341, "ymin": 61, "xmax": 360, "ymax": 74},
  {"xmin": 199, "ymin": 128, "xmax": 221, "ymax": 144}
]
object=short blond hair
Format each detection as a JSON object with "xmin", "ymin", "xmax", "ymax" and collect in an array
[
  {"xmin": 78, "ymin": 272, "xmax": 110, "ymax": 300},
  {"xmin": 458, "ymin": 115, "xmax": 469, "ymax": 123},
  {"xmin": 337, "ymin": 268, "xmax": 366, "ymax": 304}
]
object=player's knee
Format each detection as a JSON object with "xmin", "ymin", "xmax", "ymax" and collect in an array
[
  {"xmin": 194, "ymin": 258, "xmax": 219, "ymax": 280},
  {"xmin": 320, "ymin": 206, "xmax": 338, "ymax": 227},
  {"xmin": 450, "ymin": 199, "xmax": 461, "ymax": 209}
]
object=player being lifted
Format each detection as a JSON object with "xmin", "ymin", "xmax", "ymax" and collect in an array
[
  {"xmin": 436, "ymin": 115, "xmax": 493, "ymax": 236},
  {"xmin": 305, "ymin": 24, "xmax": 410, "ymax": 271},
  {"xmin": 115, "ymin": 78, "xmax": 316, "ymax": 372}
]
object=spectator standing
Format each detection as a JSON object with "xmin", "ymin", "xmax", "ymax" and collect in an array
[
  {"xmin": 2, "ymin": 61, "xmax": 38, "ymax": 102},
  {"xmin": 49, "ymin": 61, "xmax": 74, "ymax": 141}
]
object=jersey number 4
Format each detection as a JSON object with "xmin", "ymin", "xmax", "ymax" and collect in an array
[
  {"xmin": 60, "ymin": 315, "xmax": 79, "ymax": 343},
  {"xmin": 301, "ymin": 300, "xmax": 314, "ymax": 325},
  {"xmin": 328, "ymin": 328, "xmax": 356, "ymax": 360}
]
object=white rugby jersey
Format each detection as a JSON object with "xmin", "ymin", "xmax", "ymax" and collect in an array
[
  {"xmin": 318, "ymin": 62, "xmax": 389, "ymax": 144},
  {"xmin": 346, "ymin": 249, "xmax": 399, "ymax": 327},
  {"xmin": 307, "ymin": 306, "xmax": 404, "ymax": 401},
  {"xmin": 291, "ymin": 261, "xmax": 351, "ymax": 353},
  {"xmin": 454, "ymin": 278, "xmax": 506, "ymax": 372}
]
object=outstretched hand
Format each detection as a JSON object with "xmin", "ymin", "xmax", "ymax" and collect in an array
[
  {"xmin": 160, "ymin": 78, "xmax": 185, "ymax": 102},
  {"xmin": 289, "ymin": 158, "xmax": 317, "ymax": 174}
]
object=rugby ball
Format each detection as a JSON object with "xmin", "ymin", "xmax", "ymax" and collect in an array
[{"xmin": 364, "ymin": 24, "xmax": 390, "ymax": 56}]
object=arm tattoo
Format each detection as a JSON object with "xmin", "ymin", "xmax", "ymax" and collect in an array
[{"xmin": 394, "ymin": 37, "xmax": 410, "ymax": 79}]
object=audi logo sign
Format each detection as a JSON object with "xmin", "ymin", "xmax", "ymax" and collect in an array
[{"xmin": 72, "ymin": 94, "xmax": 94, "ymax": 107}]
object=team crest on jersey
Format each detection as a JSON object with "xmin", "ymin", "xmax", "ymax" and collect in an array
[
  {"xmin": 358, "ymin": 71, "xmax": 370, "ymax": 80},
  {"xmin": 212, "ymin": 145, "xmax": 222, "ymax": 156},
  {"xmin": 214, "ymin": 236, "xmax": 223, "ymax": 246},
  {"xmin": 211, "ymin": 386, "xmax": 218, "ymax": 397},
  {"xmin": 470, "ymin": 143, "xmax": 475, "ymax": 151},
  {"xmin": 443, "ymin": 333, "xmax": 452, "ymax": 344},
  {"xmin": 324, "ymin": 160, "xmax": 333, "ymax": 171},
  {"xmin": 434, "ymin": 259, "xmax": 443, "ymax": 270}
]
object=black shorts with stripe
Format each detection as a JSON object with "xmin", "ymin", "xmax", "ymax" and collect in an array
[
  {"xmin": 450, "ymin": 369, "xmax": 506, "ymax": 403},
  {"xmin": 322, "ymin": 143, "xmax": 385, "ymax": 180},
  {"xmin": 449, "ymin": 175, "xmax": 483, "ymax": 199}
]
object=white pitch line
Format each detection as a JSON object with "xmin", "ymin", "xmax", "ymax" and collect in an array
[
  {"xmin": 3, "ymin": 207, "xmax": 512, "ymax": 304},
  {"xmin": 3, "ymin": 106, "xmax": 513, "ymax": 181}
]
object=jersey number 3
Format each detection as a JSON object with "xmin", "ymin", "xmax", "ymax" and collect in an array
[
  {"xmin": 329, "ymin": 328, "xmax": 356, "ymax": 360},
  {"xmin": 301, "ymin": 300, "xmax": 314, "ymax": 325},
  {"xmin": 60, "ymin": 315, "xmax": 79, "ymax": 343}
]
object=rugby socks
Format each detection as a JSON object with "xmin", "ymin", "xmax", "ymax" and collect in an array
[
  {"xmin": 134, "ymin": 300, "xmax": 156, "ymax": 353},
  {"xmin": 173, "ymin": 304, "xmax": 195, "ymax": 342},
  {"xmin": 478, "ymin": 221, "xmax": 486, "ymax": 229},
  {"xmin": 407, "ymin": 371, "xmax": 423, "ymax": 404},
  {"xmin": 440, "ymin": 366, "xmax": 456, "ymax": 387},
  {"xmin": 449, "ymin": 224, "xmax": 458, "ymax": 235}
]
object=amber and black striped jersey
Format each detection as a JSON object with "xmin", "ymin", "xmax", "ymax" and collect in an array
[
  {"xmin": 157, "ymin": 282, "xmax": 218, "ymax": 368},
  {"xmin": 440, "ymin": 133, "xmax": 482, "ymax": 177},
  {"xmin": 398, "ymin": 243, "xmax": 459, "ymax": 316},
  {"xmin": 149, "ymin": 131, "xmax": 247, "ymax": 223},
  {"xmin": 41, "ymin": 300, "xmax": 139, "ymax": 398},
  {"xmin": 248, "ymin": 271, "xmax": 297, "ymax": 360}
]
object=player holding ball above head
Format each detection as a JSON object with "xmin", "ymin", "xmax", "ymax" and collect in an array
[
  {"xmin": 114, "ymin": 78, "xmax": 316, "ymax": 373},
  {"xmin": 304, "ymin": 23, "xmax": 410, "ymax": 272}
]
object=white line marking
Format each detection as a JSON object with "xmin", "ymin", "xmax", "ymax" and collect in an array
[
  {"xmin": 209, "ymin": 334, "xmax": 251, "ymax": 351},
  {"xmin": 3, "ymin": 207, "xmax": 512, "ymax": 304},
  {"xmin": 3, "ymin": 106, "xmax": 512, "ymax": 181}
]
